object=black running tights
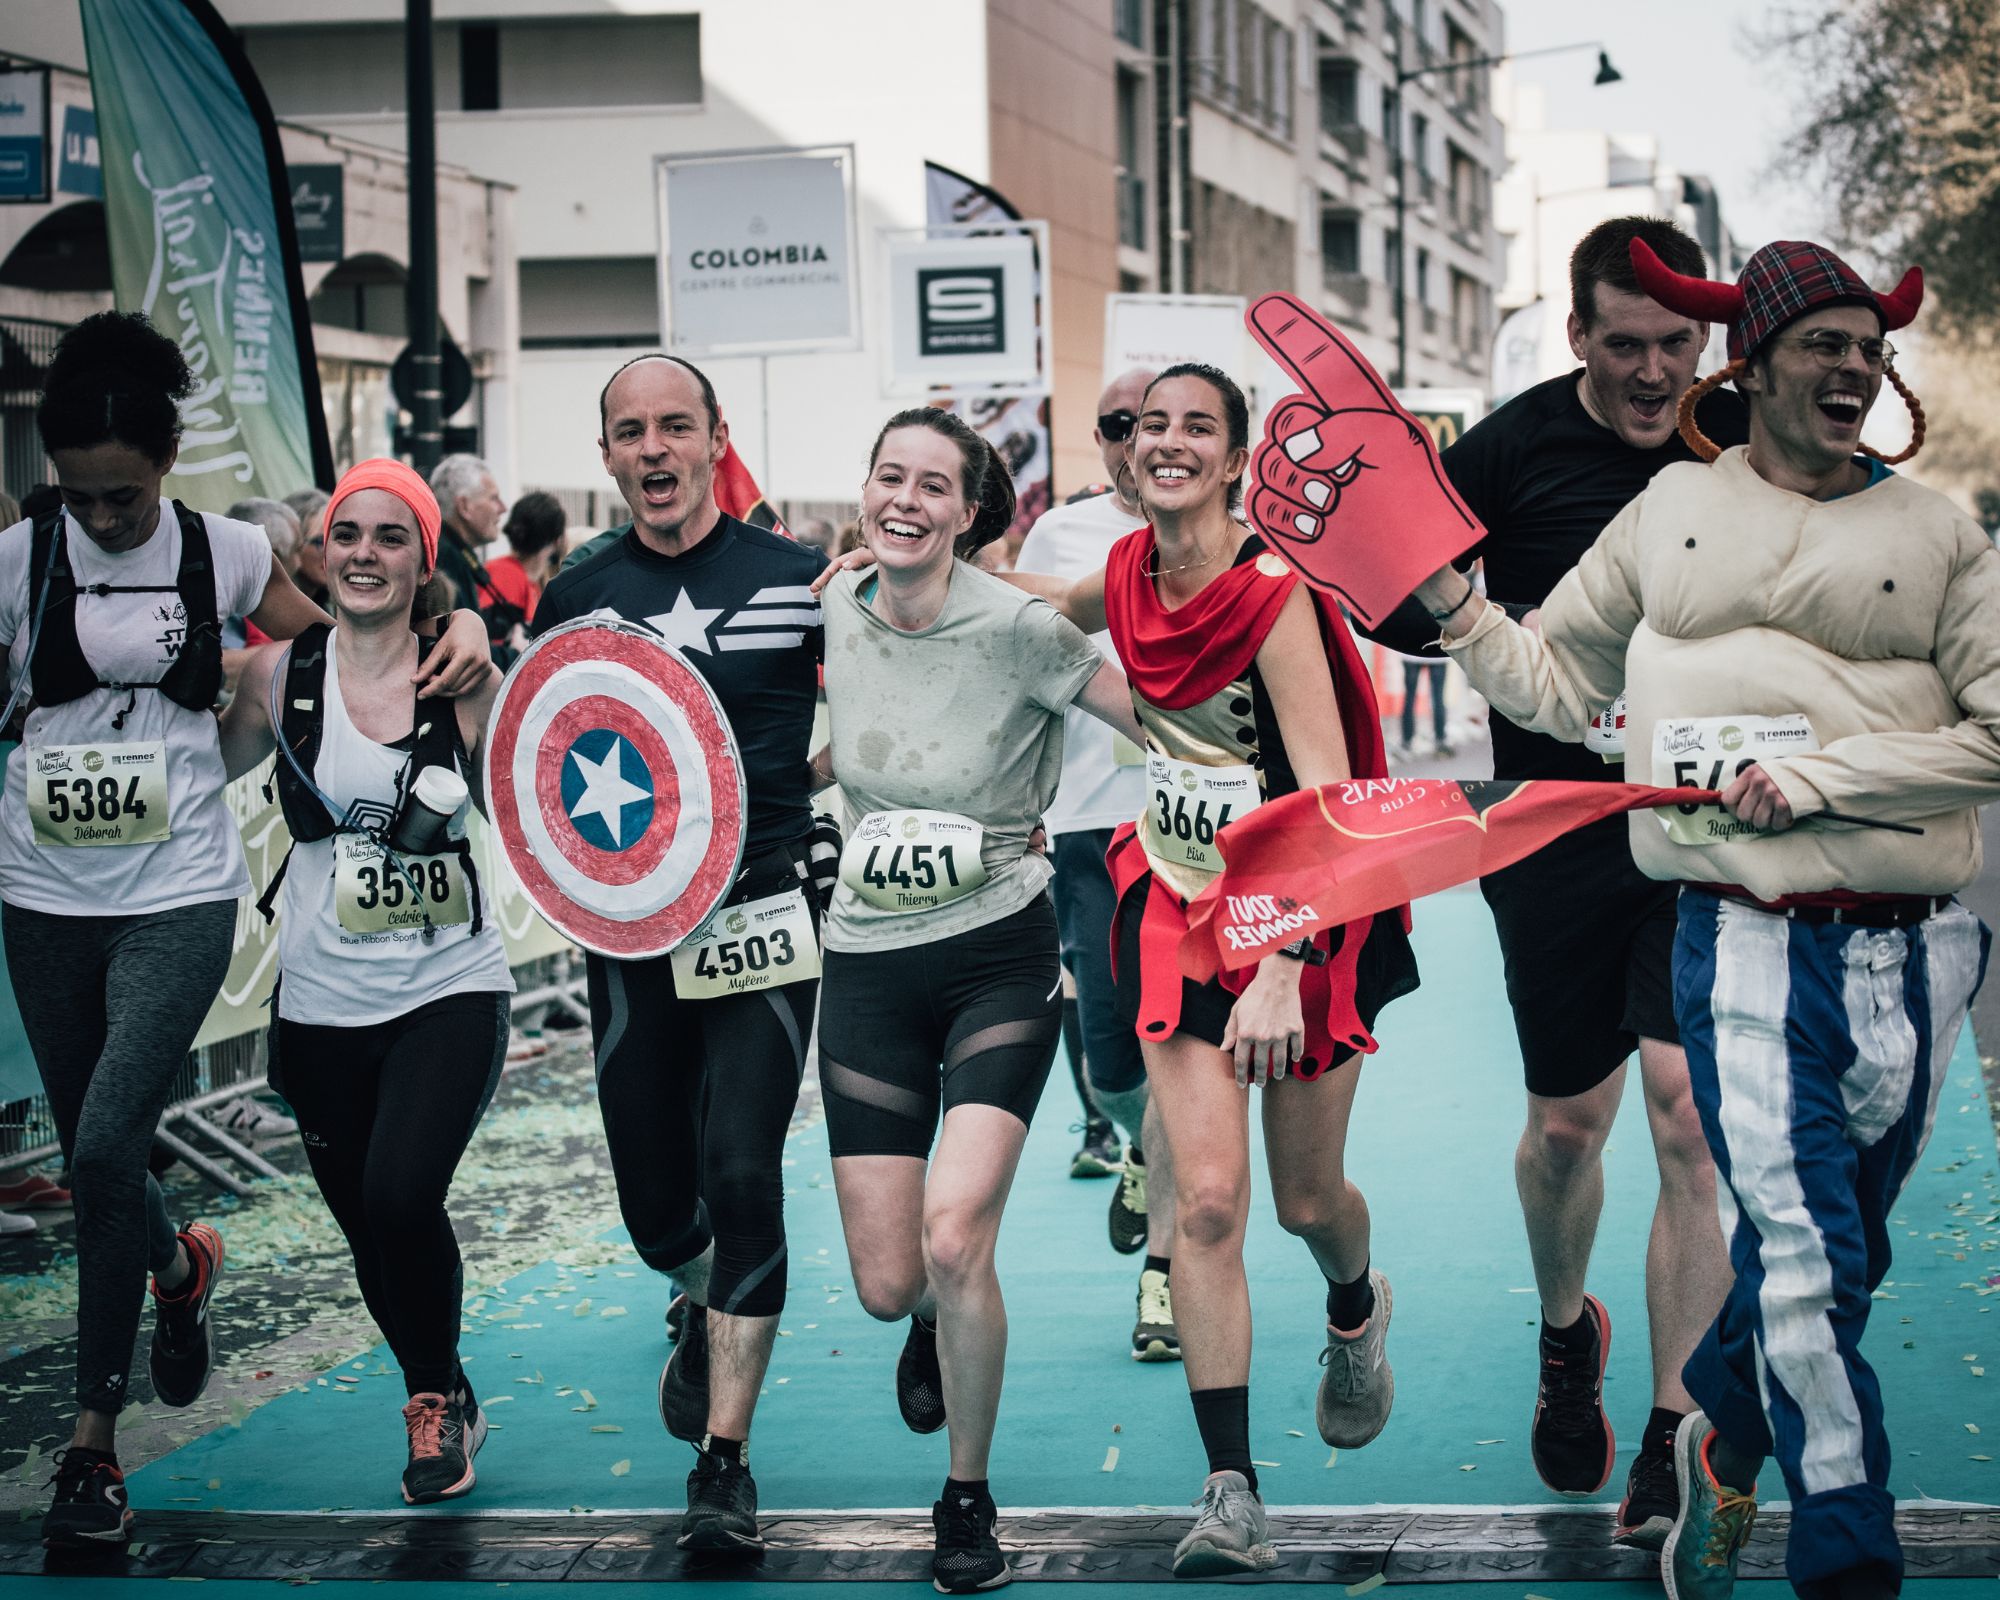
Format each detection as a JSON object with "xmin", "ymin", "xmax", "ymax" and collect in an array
[{"xmin": 274, "ymin": 990, "xmax": 508, "ymax": 1396}]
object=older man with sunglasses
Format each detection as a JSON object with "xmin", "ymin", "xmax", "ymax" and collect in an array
[{"xmin": 1013, "ymin": 367, "xmax": 1183, "ymax": 1365}]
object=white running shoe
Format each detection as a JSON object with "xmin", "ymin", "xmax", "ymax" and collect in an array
[
  {"xmin": 209, "ymin": 1094, "xmax": 297, "ymax": 1140},
  {"xmin": 0, "ymin": 1208, "xmax": 37, "ymax": 1237},
  {"xmin": 1172, "ymin": 1470, "xmax": 1276, "ymax": 1578}
]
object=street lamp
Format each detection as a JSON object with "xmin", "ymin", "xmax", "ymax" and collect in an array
[{"xmin": 1387, "ymin": 39, "xmax": 1621, "ymax": 387}]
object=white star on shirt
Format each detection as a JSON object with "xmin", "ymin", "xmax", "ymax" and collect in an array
[
  {"xmin": 566, "ymin": 737, "xmax": 651, "ymax": 849},
  {"xmin": 645, "ymin": 590, "xmax": 723, "ymax": 655}
]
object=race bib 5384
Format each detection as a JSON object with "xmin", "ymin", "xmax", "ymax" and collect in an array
[
  {"xmin": 670, "ymin": 887, "xmax": 820, "ymax": 999},
  {"xmin": 29, "ymin": 742, "xmax": 171, "ymax": 848},
  {"xmin": 1652, "ymin": 714, "xmax": 1819, "ymax": 846},
  {"xmin": 1143, "ymin": 755, "xmax": 1261, "ymax": 877},
  {"xmin": 838, "ymin": 810, "xmax": 989, "ymax": 913}
]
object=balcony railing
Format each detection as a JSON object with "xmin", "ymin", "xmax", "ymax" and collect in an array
[
  {"xmin": 1322, "ymin": 269, "xmax": 1370, "ymax": 315},
  {"xmin": 1117, "ymin": 171, "xmax": 1148, "ymax": 252}
]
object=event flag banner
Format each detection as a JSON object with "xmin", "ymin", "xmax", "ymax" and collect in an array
[
  {"xmin": 1180, "ymin": 778, "xmax": 1719, "ymax": 977},
  {"xmin": 79, "ymin": 0, "xmax": 334, "ymax": 509},
  {"xmin": 656, "ymin": 145, "xmax": 859, "ymax": 357},
  {"xmin": 1243, "ymin": 292, "xmax": 1482, "ymax": 628}
]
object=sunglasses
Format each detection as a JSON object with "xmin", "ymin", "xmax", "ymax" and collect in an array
[{"xmin": 1097, "ymin": 409, "xmax": 1137, "ymax": 443}]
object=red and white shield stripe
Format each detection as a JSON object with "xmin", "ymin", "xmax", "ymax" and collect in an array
[{"xmin": 486, "ymin": 619, "xmax": 746, "ymax": 958}]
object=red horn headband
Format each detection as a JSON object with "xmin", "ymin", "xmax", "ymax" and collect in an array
[
  {"xmin": 1627, "ymin": 239, "xmax": 1744, "ymax": 322},
  {"xmin": 1873, "ymin": 266, "xmax": 1924, "ymax": 330}
]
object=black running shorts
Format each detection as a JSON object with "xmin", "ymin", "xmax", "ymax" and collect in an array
[
  {"xmin": 1478, "ymin": 813, "xmax": 1680, "ymax": 1098},
  {"xmin": 818, "ymin": 896, "xmax": 1064, "ymax": 1159}
]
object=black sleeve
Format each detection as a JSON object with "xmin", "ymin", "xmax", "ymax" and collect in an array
[{"xmin": 529, "ymin": 575, "xmax": 575, "ymax": 639}]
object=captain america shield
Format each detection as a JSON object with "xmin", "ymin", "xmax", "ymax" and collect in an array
[{"xmin": 485, "ymin": 618, "xmax": 746, "ymax": 958}]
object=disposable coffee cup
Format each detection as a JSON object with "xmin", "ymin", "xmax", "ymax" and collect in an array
[{"xmin": 390, "ymin": 766, "xmax": 469, "ymax": 855}]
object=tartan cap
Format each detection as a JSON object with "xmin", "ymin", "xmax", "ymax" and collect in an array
[{"xmin": 1628, "ymin": 238, "xmax": 1923, "ymax": 363}]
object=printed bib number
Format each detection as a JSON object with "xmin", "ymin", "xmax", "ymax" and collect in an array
[
  {"xmin": 334, "ymin": 835, "xmax": 471, "ymax": 934},
  {"xmin": 1144, "ymin": 755, "xmax": 1261, "ymax": 876},
  {"xmin": 1585, "ymin": 693, "xmax": 1628, "ymax": 763},
  {"xmin": 670, "ymin": 887, "xmax": 821, "ymax": 999},
  {"xmin": 1652, "ymin": 714, "xmax": 1819, "ymax": 847},
  {"xmin": 28, "ymin": 742, "xmax": 171, "ymax": 848},
  {"xmin": 838, "ymin": 810, "xmax": 989, "ymax": 913}
]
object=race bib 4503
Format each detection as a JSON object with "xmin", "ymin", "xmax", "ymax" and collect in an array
[
  {"xmin": 670, "ymin": 887, "xmax": 820, "ymax": 999},
  {"xmin": 29, "ymin": 742, "xmax": 171, "ymax": 848},
  {"xmin": 838, "ymin": 810, "xmax": 989, "ymax": 913},
  {"xmin": 1652, "ymin": 714, "xmax": 1818, "ymax": 846}
]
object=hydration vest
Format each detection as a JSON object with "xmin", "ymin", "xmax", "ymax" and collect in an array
[
  {"xmin": 257, "ymin": 623, "xmax": 483, "ymax": 933},
  {"xmin": 25, "ymin": 499, "xmax": 223, "ymax": 712}
]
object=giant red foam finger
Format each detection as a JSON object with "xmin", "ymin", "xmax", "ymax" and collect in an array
[{"xmin": 1243, "ymin": 293, "xmax": 1485, "ymax": 627}]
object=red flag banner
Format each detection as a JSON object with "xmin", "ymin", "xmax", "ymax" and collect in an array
[
  {"xmin": 1181, "ymin": 778, "xmax": 1717, "ymax": 978},
  {"xmin": 714, "ymin": 441, "xmax": 788, "ymax": 536}
]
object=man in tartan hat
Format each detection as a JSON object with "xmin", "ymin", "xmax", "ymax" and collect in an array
[{"xmin": 1393, "ymin": 237, "xmax": 2000, "ymax": 1600}]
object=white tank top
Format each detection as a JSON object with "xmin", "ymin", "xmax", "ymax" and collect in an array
[{"xmin": 275, "ymin": 635, "xmax": 514, "ymax": 1026}]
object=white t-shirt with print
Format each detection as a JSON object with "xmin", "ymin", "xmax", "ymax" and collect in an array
[
  {"xmin": 0, "ymin": 504, "xmax": 272, "ymax": 915},
  {"xmin": 1013, "ymin": 491, "xmax": 1147, "ymax": 834}
]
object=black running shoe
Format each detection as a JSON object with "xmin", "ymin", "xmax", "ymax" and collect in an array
[
  {"xmin": 666, "ymin": 1291, "xmax": 688, "ymax": 1346},
  {"xmin": 931, "ymin": 1483, "xmax": 1008, "ymax": 1592},
  {"xmin": 1069, "ymin": 1120, "xmax": 1121, "ymax": 1178},
  {"xmin": 42, "ymin": 1448, "xmax": 132, "ymax": 1548},
  {"xmin": 1107, "ymin": 1150, "xmax": 1147, "ymax": 1256},
  {"xmin": 659, "ymin": 1300, "xmax": 710, "ymax": 1442},
  {"xmin": 1617, "ymin": 1419, "xmax": 1682, "ymax": 1551},
  {"xmin": 680, "ymin": 1443, "xmax": 764, "ymax": 1551},
  {"xmin": 897, "ymin": 1314, "xmax": 947, "ymax": 1434},
  {"xmin": 1532, "ymin": 1294, "xmax": 1615, "ymax": 1496},
  {"xmin": 150, "ymin": 1222, "xmax": 223, "ymax": 1407},
  {"xmin": 401, "ymin": 1389, "xmax": 485, "ymax": 1505}
]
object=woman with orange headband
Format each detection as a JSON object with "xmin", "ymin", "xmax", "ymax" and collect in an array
[
  {"xmin": 221, "ymin": 458, "xmax": 510, "ymax": 1508},
  {"xmin": 5, "ymin": 315, "xmax": 492, "ymax": 1550}
]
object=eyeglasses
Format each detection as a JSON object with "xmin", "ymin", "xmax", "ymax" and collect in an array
[
  {"xmin": 1097, "ymin": 409, "xmax": 1137, "ymax": 443},
  {"xmin": 1791, "ymin": 332, "xmax": 1896, "ymax": 371}
]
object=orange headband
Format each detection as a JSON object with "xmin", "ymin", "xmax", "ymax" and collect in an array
[{"xmin": 322, "ymin": 458, "xmax": 442, "ymax": 573}]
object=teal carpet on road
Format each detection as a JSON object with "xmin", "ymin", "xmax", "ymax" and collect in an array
[{"xmin": 115, "ymin": 889, "xmax": 2000, "ymax": 1517}]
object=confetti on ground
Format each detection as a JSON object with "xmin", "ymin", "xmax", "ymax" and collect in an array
[
  {"xmin": 1286, "ymin": 1429, "xmax": 1304, "ymax": 1438},
  {"xmin": 589, "ymin": 1425, "xmax": 623, "ymax": 1433},
  {"xmin": 1252, "ymin": 1459, "xmax": 1280, "ymax": 1468},
  {"xmin": 1967, "ymin": 1423, "xmax": 1981, "ymax": 1434},
  {"xmin": 1101, "ymin": 1447, "xmax": 1119, "ymax": 1472},
  {"xmin": 1476, "ymin": 1438, "xmax": 1506, "ymax": 1446},
  {"xmin": 1345, "ymin": 1575, "xmax": 1386, "ymax": 1597},
  {"xmin": 609, "ymin": 1460, "xmax": 631, "ymax": 1477},
  {"xmin": 1460, "ymin": 1464, "xmax": 1477, "ymax": 1472},
  {"xmin": 1326, "ymin": 1449, "xmax": 1338, "ymax": 1468}
]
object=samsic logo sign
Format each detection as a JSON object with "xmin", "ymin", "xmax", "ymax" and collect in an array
[{"xmin": 918, "ymin": 267, "xmax": 1006, "ymax": 356}]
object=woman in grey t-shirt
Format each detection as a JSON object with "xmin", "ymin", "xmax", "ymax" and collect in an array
[{"xmin": 813, "ymin": 407, "xmax": 1142, "ymax": 1592}]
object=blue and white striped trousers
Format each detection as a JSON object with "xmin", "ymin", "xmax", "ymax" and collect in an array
[{"xmin": 1675, "ymin": 888, "xmax": 1990, "ymax": 1600}]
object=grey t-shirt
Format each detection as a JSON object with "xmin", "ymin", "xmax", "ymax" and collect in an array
[{"xmin": 823, "ymin": 561, "xmax": 1103, "ymax": 952}]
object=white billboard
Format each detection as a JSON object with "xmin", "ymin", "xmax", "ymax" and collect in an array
[
  {"xmin": 1104, "ymin": 293, "xmax": 1249, "ymax": 385},
  {"xmin": 883, "ymin": 225, "xmax": 1046, "ymax": 394},
  {"xmin": 655, "ymin": 144, "xmax": 860, "ymax": 358}
]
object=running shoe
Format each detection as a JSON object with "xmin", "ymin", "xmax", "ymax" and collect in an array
[
  {"xmin": 679, "ymin": 1442, "xmax": 763, "ymax": 1551},
  {"xmin": 659, "ymin": 1300, "xmax": 710, "ymax": 1442},
  {"xmin": 1069, "ymin": 1120, "xmax": 1121, "ymax": 1178},
  {"xmin": 666, "ymin": 1291, "xmax": 688, "ymax": 1346},
  {"xmin": 401, "ymin": 1390, "xmax": 486, "ymax": 1504},
  {"xmin": 1531, "ymin": 1294, "xmax": 1615, "ymax": 1495},
  {"xmin": 0, "ymin": 1208, "xmax": 36, "ymax": 1237},
  {"xmin": 1316, "ymin": 1269, "xmax": 1394, "ymax": 1447},
  {"xmin": 897, "ymin": 1314, "xmax": 947, "ymax": 1434},
  {"xmin": 1616, "ymin": 1418, "xmax": 1682, "ymax": 1551},
  {"xmin": 1132, "ymin": 1267, "xmax": 1180, "ymax": 1362},
  {"xmin": 1171, "ymin": 1470, "xmax": 1276, "ymax": 1578},
  {"xmin": 1662, "ymin": 1411, "xmax": 1757, "ymax": 1600},
  {"xmin": 931, "ymin": 1482, "xmax": 1007, "ymax": 1592},
  {"xmin": 208, "ymin": 1093, "xmax": 297, "ymax": 1140},
  {"xmin": 41, "ymin": 1448, "xmax": 132, "ymax": 1548},
  {"xmin": 1107, "ymin": 1150, "xmax": 1148, "ymax": 1255},
  {"xmin": 150, "ymin": 1223, "xmax": 224, "ymax": 1407},
  {"xmin": 0, "ymin": 1171, "xmax": 72, "ymax": 1209}
]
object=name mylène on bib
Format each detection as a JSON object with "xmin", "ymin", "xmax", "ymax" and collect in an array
[
  {"xmin": 1652, "ymin": 713, "xmax": 1818, "ymax": 846},
  {"xmin": 671, "ymin": 887, "xmax": 820, "ymax": 999},
  {"xmin": 29, "ymin": 742, "xmax": 171, "ymax": 848}
]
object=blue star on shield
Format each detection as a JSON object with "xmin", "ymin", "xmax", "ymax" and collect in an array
[{"xmin": 561, "ymin": 728, "xmax": 656, "ymax": 852}]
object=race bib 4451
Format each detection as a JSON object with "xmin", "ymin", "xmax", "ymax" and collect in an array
[
  {"xmin": 29, "ymin": 742, "xmax": 171, "ymax": 848},
  {"xmin": 1652, "ymin": 714, "xmax": 1818, "ymax": 846},
  {"xmin": 838, "ymin": 810, "xmax": 989, "ymax": 913}
]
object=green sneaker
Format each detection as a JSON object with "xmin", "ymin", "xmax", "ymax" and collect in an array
[
  {"xmin": 1661, "ymin": 1411, "xmax": 1758, "ymax": 1600},
  {"xmin": 1108, "ymin": 1150, "xmax": 1148, "ymax": 1255}
]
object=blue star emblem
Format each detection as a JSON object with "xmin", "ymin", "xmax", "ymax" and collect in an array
[{"xmin": 561, "ymin": 728, "xmax": 655, "ymax": 851}]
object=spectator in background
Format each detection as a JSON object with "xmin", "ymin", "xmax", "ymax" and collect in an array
[
  {"xmin": 482, "ymin": 491, "xmax": 566, "ymax": 657},
  {"xmin": 832, "ymin": 517, "xmax": 865, "ymax": 559},
  {"xmin": 1398, "ymin": 655, "xmax": 1453, "ymax": 760},
  {"xmin": 223, "ymin": 497, "xmax": 304, "ymax": 653},
  {"xmin": 286, "ymin": 487, "xmax": 330, "ymax": 606},
  {"xmin": 428, "ymin": 454, "xmax": 507, "ymax": 617},
  {"xmin": 0, "ymin": 492, "xmax": 20, "ymax": 531},
  {"xmin": 792, "ymin": 516, "xmax": 836, "ymax": 554}
]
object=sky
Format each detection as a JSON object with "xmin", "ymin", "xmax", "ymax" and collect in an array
[{"xmin": 1496, "ymin": 0, "xmax": 1825, "ymax": 247}]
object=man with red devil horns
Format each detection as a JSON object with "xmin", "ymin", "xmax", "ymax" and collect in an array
[{"xmin": 1402, "ymin": 240, "xmax": 1999, "ymax": 1600}]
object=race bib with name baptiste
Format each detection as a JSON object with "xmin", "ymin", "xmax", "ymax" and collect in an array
[
  {"xmin": 28, "ymin": 742, "xmax": 172, "ymax": 848},
  {"xmin": 1144, "ymin": 755, "xmax": 1262, "ymax": 878},
  {"xmin": 838, "ymin": 810, "xmax": 990, "ymax": 913},
  {"xmin": 1652, "ymin": 714, "xmax": 1819, "ymax": 846},
  {"xmin": 334, "ymin": 835, "xmax": 472, "ymax": 935},
  {"xmin": 670, "ymin": 887, "xmax": 821, "ymax": 999}
]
